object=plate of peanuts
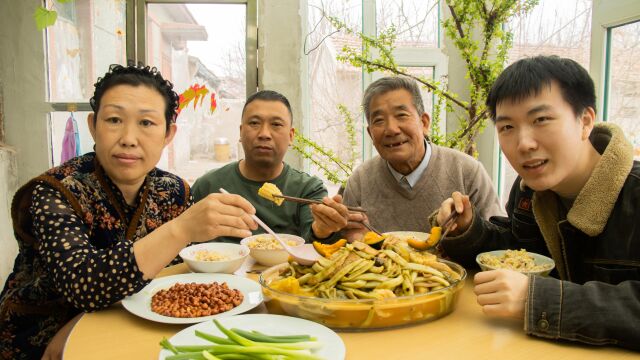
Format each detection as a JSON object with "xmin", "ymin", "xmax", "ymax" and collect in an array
[{"xmin": 122, "ymin": 273, "xmax": 263, "ymax": 324}]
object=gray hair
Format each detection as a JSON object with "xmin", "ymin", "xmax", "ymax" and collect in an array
[{"xmin": 362, "ymin": 76, "xmax": 425, "ymax": 123}]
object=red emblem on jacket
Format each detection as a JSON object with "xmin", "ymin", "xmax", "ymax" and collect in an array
[{"xmin": 518, "ymin": 198, "xmax": 532, "ymax": 211}]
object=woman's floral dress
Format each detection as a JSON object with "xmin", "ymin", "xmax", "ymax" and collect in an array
[{"xmin": 0, "ymin": 153, "xmax": 191, "ymax": 359}]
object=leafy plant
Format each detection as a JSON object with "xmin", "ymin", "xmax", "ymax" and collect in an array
[
  {"xmin": 293, "ymin": 104, "xmax": 358, "ymax": 187},
  {"xmin": 335, "ymin": 0, "xmax": 538, "ymax": 154},
  {"xmin": 34, "ymin": 0, "xmax": 74, "ymax": 30},
  {"xmin": 296, "ymin": 0, "xmax": 538, "ymax": 182}
]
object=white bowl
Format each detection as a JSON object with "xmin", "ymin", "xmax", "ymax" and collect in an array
[
  {"xmin": 179, "ymin": 243, "xmax": 249, "ymax": 273},
  {"xmin": 240, "ymin": 234, "xmax": 305, "ymax": 267},
  {"xmin": 476, "ymin": 250, "xmax": 555, "ymax": 276}
]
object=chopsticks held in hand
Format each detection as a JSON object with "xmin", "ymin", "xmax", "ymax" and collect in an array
[
  {"xmin": 272, "ymin": 194, "xmax": 367, "ymax": 213},
  {"xmin": 360, "ymin": 220, "xmax": 382, "ymax": 236},
  {"xmin": 439, "ymin": 210, "xmax": 460, "ymax": 240}
]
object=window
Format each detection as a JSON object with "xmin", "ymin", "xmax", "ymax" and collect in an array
[
  {"xmin": 45, "ymin": 0, "xmax": 127, "ymax": 166},
  {"xmin": 497, "ymin": 0, "xmax": 593, "ymax": 205},
  {"xmin": 304, "ymin": 0, "xmax": 445, "ymax": 190},
  {"xmin": 376, "ymin": 0, "xmax": 439, "ymax": 48},
  {"xmin": 44, "ymin": 0, "xmax": 257, "ymax": 183},
  {"xmin": 46, "ymin": 0, "xmax": 127, "ymax": 103},
  {"xmin": 603, "ymin": 21, "xmax": 640, "ymax": 159},
  {"xmin": 306, "ymin": 0, "xmax": 363, "ymax": 192},
  {"xmin": 507, "ymin": 0, "xmax": 592, "ymax": 68},
  {"xmin": 145, "ymin": 3, "xmax": 249, "ymax": 183}
]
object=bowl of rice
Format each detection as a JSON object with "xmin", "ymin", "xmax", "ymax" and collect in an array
[
  {"xmin": 476, "ymin": 249, "xmax": 555, "ymax": 276},
  {"xmin": 179, "ymin": 242, "xmax": 249, "ymax": 273},
  {"xmin": 240, "ymin": 234, "xmax": 305, "ymax": 266}
]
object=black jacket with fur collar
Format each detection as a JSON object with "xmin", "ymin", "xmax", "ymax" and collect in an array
[{"xmin": 442, "ymin": 123, "xmax": 640, "ymax": 350}]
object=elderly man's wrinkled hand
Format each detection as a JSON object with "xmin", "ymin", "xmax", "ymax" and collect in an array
[
  {"xmin": 473, "ymin": 269, "xmax": 529, "ymax": 320},
  {"xmin": 176, "ymin": 193, "xmax": 257, "ymax": 243},
  {"xmin": 310, "ymin": 194, "xmax": 349, "ymax": 239}
]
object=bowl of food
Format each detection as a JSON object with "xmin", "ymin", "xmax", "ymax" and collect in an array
[
  {"xmin": 476, "ymin": 249, "xmax": 555, "ymax": 276},
  {"xmin": 259, "ymin": 240, "xmax": 466, "ymax": 330},
  {"xmin": 179, "ymin": 243, "xmax": 249, "ymax": 274},
  {"xmin": 240, "ymin": 234, "xmax": 306, "ymax": 267}
]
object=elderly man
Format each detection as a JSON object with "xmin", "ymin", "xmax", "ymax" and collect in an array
[
  {"xmin": 192, "ymin": 90, "xmax": 348, "ymax": 243},
  {"xmin": 342, "ymin": 76, "xmax": 502, "ymax": 238}
]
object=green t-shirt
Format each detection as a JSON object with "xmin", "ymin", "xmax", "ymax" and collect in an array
[{"xmin": 191, "ymin": 162, "xmax": 327, "ymax": 243}]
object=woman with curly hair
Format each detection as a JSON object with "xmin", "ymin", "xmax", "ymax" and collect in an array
[{"xmin": 0, "ymin": 64, "xmax": 257, "ymax": 359}]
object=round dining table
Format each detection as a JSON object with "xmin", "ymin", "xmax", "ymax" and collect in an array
[{"xmin": 63, "ymin": 260, "xmax": 637, "ymax": 360}]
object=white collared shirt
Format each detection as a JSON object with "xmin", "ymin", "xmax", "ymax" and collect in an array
[{"xmin": 387, "ymin": 139, "xmax": 431, "ymax": 190}]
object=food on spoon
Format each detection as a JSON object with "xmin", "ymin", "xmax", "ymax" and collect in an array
[{"xmin": 258, "ymin": 182, "xmax": 284, "ymax": 205}]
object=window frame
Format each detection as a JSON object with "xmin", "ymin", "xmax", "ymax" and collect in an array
[
  {"xmin": 589, "ymin": 0, "xmax": 640, "ymax": 121},
  {"xmin": 133, "ymin": 0, "xmax": 257, "ymax": 98},
  {"xmin": 365, "ymin": 0, "xmax": 446, "ymax": 160}
]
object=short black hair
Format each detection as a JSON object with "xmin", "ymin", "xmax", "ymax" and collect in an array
[
  {"xmin": 486, "ymin": 55, "xmax": 596, "ymax": 121},
  {"xmin": 241, "ymin": 90, "xmax": 293, "ymax": 123},
  {"xmin": 90, "ymin": 63, "xmax": 179, "ymax": 131}
]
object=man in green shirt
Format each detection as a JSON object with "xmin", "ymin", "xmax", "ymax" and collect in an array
[{"xmin": 192, "ymin": 90, "xmax": 349, "ymax": 243}]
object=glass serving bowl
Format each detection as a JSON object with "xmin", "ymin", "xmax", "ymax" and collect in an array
[{"xmin": 259, "ymin": 260, "xmax": 467, "ymax": 330}]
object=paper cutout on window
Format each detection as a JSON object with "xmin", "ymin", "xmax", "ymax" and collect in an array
[{"xmin": 177, "ymin": 83, "xmax": 212, "ymax": 116}]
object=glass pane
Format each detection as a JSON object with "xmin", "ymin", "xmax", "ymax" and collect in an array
[
  {"xmin": 507, "ymin": 0, "xmax": 592, "ymax": 68},
  {"xmin": 376, "ymin": 0, "xmax": 439, "ymax": 48},
  {"xmin": 147, "ymin": 3, "xmax": 247, "ymax": 184},
  {"xmin": 607, "ymin": 21, "xmax": 640, "ymax": 160},
  {"xmin": 307, "ymin": 0, "xmax": 363, "ymax": 192},
  {"xmin": 49, "ymin": 111, "xmax": 94, "ymax": 167},
  {"xmin": 45, "ymin": 0, "xmax": 127, "ymax": 102},
  {"xmin": 499, "ymin": 0, "xmax": 593, "ymax": 204}
]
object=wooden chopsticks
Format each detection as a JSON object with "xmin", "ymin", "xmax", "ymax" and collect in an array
[
  {"xmin": 360, "ymin": 220, "xmax": 382, "ymax": 236},
  {"xmin": 439, "ymin": 211, "xmax": 460, "ymax": 240},
  {"xmin": 272, "ymin": 194, "xmax": 367, "ymax": 213}
]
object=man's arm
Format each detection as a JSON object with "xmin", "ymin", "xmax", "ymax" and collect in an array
[{"xmin": 526, "ymin": 276, "xmax": 640, "ymax": 350}]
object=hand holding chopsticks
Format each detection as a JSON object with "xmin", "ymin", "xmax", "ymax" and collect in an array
[{"xmin": 433, "ymin": 191, "xmax": 473, "ymax": 242}]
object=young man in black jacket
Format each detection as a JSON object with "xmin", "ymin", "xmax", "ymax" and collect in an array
[{"xmin": 433, "ymin": 55, "xmax": 640, "ymax": 350}]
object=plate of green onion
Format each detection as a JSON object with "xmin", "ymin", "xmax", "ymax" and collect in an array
[{"xmin": 159, "ymin": 314, "xmax": 345, "ymax": 360}]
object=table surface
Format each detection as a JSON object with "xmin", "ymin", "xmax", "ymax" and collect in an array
[{"xmin": 63, "ymin": 261, "xmax": 638, "ymax": 360}]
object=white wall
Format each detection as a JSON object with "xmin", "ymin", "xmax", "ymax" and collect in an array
[
  {"xmin": 258, "ymin": 0, "xmax": 305, "ymax": 170},
  {"xmin": 0, "ymin": 147, "xmax": 18, "ymax": 287},
  {"xmin": 0, "ymin": 0, "xmax": 51, "ymax": 186},
  {"xmin": 0, "ymin": 0, "xmax": 46, "ymax": 288}
]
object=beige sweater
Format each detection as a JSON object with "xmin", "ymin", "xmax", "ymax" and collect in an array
[{"xmin": 343, "ymin": 144, "xmax": 503, "ymax": 232}]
